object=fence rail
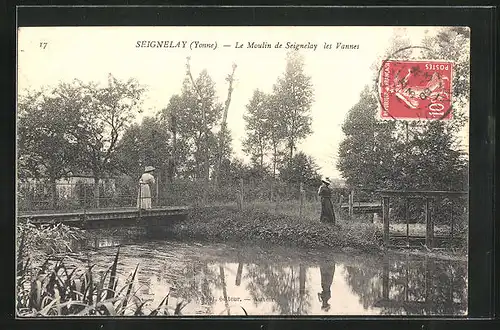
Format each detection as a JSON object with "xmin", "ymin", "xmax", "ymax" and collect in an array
[{"xmin": 17, "ymin": 179, "xmax": 376, "ymax": 219}]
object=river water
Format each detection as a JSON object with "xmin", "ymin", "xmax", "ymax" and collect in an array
[{"xmin": 66, "ymin": 234, "xmax": 467, "ymax": 316}]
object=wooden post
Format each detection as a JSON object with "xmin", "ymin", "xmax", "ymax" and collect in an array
[
  {"xmin": 382, "ymin": 196, "xmax": 390, "ymax": 247},
  {"xmin": 425, "ymin": 197, "xmax": 434, "ymax": 248},
  {"xmin": 348, "ymin": 190, "xmax": 354, "ymax": 218}
]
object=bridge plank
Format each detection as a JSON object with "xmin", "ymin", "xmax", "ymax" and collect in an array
[{"xmin": 17, "ymin": 206, "xmax": 190, "ymax": 224}]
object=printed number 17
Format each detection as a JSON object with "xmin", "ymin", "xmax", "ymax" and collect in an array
[{"xmin": 40, "ymin": 42, "xmax": 47, "ymax": 49}]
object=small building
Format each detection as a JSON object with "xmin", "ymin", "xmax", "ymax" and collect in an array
[
  {"xmin": 18, "ymin": 174, "xmax": 116, "ymax": 199},
  {"xmin": 56, "ymin": 174, "xmax": 116, "ymax": 199}
]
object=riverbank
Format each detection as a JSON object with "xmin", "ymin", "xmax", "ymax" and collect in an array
[
  {"xmin": 155, "ymin": 206, "xmax": 382, "ymax": 254},
  {"xmin": 150, "ymin": 205, "xmax": 467, "ymax": 261},
  {"xmin": 17, "ymin": 205, "xmax": 466, "ymax": 262}
]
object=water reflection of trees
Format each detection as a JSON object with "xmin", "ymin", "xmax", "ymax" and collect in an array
[
  {"xmin": 170, "ymin": 261, "xmax": 222, "ymax": 313},
  {"xmin": 342, "ymin": 265, "xmax": 383, "ymax": 309},
  {"xmin": 244, "ymin": 263, "xmax": 312, "ymax": 315},
  {"xmin": 343, "ymin": 256, "xmax": 467, "ymax": 315}
]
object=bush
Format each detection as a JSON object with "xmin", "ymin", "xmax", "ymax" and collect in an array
[{"xmin": 17, "ymin": 221, "xmax": 88, "ymax": 258}]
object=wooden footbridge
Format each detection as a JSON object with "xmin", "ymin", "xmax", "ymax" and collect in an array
[
  {"xmin": 17, "ymin": 206, "xmax": 189, "ymax": 229},
  {"xmin": 378, "ymin": 190, "xmax": 468, "ymax": 249},
  {"xmin": 339, "ymin": 202, "xmax": 382, "ymax": 214},
  {"xmin": 335, "ymin": 188, "xmax": 467, "ymax": 249}
]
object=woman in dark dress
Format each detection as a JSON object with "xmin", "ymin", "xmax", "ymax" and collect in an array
[{"xmin": 318, "ymin": 177, "xmax": 336, "ymax": 224}]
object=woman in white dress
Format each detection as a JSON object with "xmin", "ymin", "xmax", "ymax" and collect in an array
[{"xmin": 137, "ymin": 166, "xmax": 155, "ymax": 209}]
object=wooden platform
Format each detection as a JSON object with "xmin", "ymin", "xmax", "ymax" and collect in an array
[
  {"xmin": 17, "ymin": 206, "xmax": 190, "ymax": 229},
  {"xmin": 339, "ymin": 202, "xmax": 382, "ymax": 214}
]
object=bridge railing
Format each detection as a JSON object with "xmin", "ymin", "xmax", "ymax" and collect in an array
[{"xmin": 376, "ymin": 190, "xmax": 468, "ymax": 248}]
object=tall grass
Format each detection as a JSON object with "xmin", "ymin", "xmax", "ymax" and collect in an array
[
  {"xmin": 16, "ymin": 221, "xmax": 186, "ymax": 317},
  {"xmin": 16, "ymin": 246, "xmax": 187, "ymax": 316}
]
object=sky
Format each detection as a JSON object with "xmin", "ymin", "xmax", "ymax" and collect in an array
[{"xmin": 18, "ymin": 26, "xmax": 449, "ymax": 179}]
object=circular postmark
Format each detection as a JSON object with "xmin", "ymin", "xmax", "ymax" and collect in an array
[{"xmin": 375, "ymin": 46, "xmax": 454, "ymax": 121}]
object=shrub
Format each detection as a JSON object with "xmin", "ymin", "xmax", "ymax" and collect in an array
[{"xmin": 17, "ymin": 220, "xmax": 88, "ymax": 258}]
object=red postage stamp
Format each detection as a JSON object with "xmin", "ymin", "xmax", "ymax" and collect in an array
[{"xmin": 379, "ymin": 60, "xmax": 453, "ymax": 120}]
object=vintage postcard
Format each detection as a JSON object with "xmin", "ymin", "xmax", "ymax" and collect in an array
[{"xmin": 16, "ymin": 26, "xmax": 469, "ymax": 317}]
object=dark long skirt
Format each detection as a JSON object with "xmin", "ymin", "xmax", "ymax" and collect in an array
[
  {"xmin": 318, "ymin": 264, "xmax": 336, "ymax": 309},
  {"xmin": 320, "ymin": 197, "xmax": 336, "ymax": 224}
]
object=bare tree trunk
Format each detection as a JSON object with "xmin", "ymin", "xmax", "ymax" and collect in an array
[{"xmin": 215, "ymin": 63, "xmax": 237, "ymax": 187}]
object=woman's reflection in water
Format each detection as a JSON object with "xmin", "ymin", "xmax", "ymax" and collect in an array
[{"xmin": 318, "ymin": 262, "xmax": 336, "ymax": 311}]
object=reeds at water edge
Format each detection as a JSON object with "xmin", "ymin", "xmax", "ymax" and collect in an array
[{"xmin": 16, "ymin": 224, "xmax": 186, "ymax": 317}]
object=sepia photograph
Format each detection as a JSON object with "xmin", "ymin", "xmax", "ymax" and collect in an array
[{"xmin": 16, "ymin": 26, "xmax": 470, "ymax": 317}]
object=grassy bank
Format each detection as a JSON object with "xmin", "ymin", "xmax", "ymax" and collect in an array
[
  {"xmin": 156, "ymin": 205, "xmax": 383, "ymax": 254},
  {"xmin": 152, "ymin": 205, "xmax": 467, "ymax": 260}
]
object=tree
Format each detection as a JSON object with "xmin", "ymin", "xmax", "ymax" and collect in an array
[
  {"xmin": 400, "ymin": 27, "xmax": 470, "ymax": 191},
  {"xmin": 212, "ymin": 125, "xmax": 233, "ymax": 173},
  {"xmin": 18, "ymin": 86, "xmax": 82, "ymax": 208},
  {"xmin": 267, "ymin": 93, "xmax": 287, "ymax": 179},
  {"xmin": 337, "ymin": 86, "xmax": 397, "ymax": 190},
  {"xmin": 279, "ymin": 151, "xmax": 322, "ymax": 190},
  {"xmin": 214, "ymin": 63, "xmax": 237, "ymax": 186},
  {"xmin": 161, "ymin": 94, "xmax": 191, "ymax": 182},
  {"xmin": 165, "ymin": 71, "xmax": 228, "ymax": 181},
  {"xmin": 272, "ymin": 51, "xmax": 314, "ymax": 159},
  {"xmin": 117, "ymin": 115, "xmax": 171, "ymax": 181},
  {"xmin": 337, "ymin": 27, "xmax": 469, "ymax": 225},
  {"xmin": 183, "ymin": 58, "xmax": 237, "ymax": 193},
  {"xmin": 340, "ymin": 28, "xmax": 469, "ymax": 190},
  {"xmin": 242, "ymin": 90, "xmax": 272, "ymax": 169},
  {"xmin": 70, "ymin": 74, "xmax": 145, "ymax": 207}
]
